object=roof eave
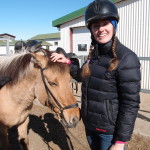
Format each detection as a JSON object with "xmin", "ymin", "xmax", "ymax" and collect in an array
[
  {"xmin": 52, "ymin": 7, "xmax": 86, "ymax": 27},
  {"xmin": 53, "ymin": 15, "xmax": 84, "ymax": 28}
]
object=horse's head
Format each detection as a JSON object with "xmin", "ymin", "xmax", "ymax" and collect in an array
[{"xmin": 30, "ymin": 49, "xmax": 80, "ymax": 128}]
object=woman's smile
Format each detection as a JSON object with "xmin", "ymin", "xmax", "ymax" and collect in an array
[{"xmin": 91, "ymin": 20, "xmax": 114, "ymax": 44}]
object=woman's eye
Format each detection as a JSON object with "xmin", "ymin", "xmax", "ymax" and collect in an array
[
  {"xmin": 93, "ymin": 24, "xmax": 99, "ymax": 28},
  {"xmin": 48, "ymin": 82, "xmax": 57, "ymax": 86},
  {"xmin": 102, "ymin": 21, "xmax": 109, "ymax": 26}
]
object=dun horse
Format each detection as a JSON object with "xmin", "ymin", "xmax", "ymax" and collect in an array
[{"xmin": 0, "ymin": 49, "xmax": 80, "ymax": 150}]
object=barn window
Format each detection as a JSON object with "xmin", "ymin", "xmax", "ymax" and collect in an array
[
  {"xmin": 78, "ymin": 44, "xmax": 87, "ymax": 51},
  {"xmin": 54, "ymin": 42, "xmax": 58, "ymax": 46}
]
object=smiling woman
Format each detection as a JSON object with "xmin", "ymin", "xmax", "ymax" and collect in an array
[{"xmin": 50, "ymin": 0, "xmax": 141, "ymax": 150}]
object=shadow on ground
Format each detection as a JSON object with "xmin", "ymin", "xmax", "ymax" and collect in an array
[{"xmin": 28, "ymin": 113, "xmax": 73, "ymax": 150}]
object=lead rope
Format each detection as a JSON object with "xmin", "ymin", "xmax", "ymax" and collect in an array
[{"xmin": 54, "ymin": 113, "xmax": 73, "ymax": 150}]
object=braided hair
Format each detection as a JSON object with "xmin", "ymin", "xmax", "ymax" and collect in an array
[
  {"xmin": 108, "ymin": 34, "xmax": 119, "ymax": 71},
  {"xmin": 81, "ymin": 34, "xmax": 95, "ymax": 77}
]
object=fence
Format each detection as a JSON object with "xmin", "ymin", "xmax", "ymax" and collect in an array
[
  {"xmin": 0, "ymin": 38, "xmax": 10, "ymax": 55},
  {"xmin": 139, "ymin": 57, "xmax": 150, "ymax": 93}
]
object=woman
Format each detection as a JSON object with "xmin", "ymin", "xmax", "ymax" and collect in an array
[{"xmin": 51, "ymin": 0, "xmax": 141, "ymax": 150}]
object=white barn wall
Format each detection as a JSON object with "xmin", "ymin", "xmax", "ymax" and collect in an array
[
  {"xmin": 116, "ymin": 0, "xmax": 150, "ymax": 91},
  {"xmin": 60, "ymin": 16, "xmax": 89, "ymax": 53},
  {"xmin": 44, "ymin": 38, "xmax": 60, "ymax": 51},
  {"xmin": 116, "ymin": 0, "xmax": 150, "ymax": 57},
  {"xmin": 72, "ymin": 27, "xmax": 91, "ymax": 55}
]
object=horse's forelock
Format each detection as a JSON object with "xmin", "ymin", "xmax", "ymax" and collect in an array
[{"xmin": 48, "ymin": 61, "xmax": 70, "ymax": 74}]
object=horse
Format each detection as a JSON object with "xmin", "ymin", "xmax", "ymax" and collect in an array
[{"xmin": 0, "ymin": 48, "xmax": 80, "ymax": 150}]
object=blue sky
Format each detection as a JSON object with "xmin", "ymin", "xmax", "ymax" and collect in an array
[{"xmin": 1, "ymin": 0, "xmax": 93, "ymax": 40}]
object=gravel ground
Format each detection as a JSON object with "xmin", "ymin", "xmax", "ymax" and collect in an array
[{"xmin": 28, "ymin": 83, "xmax": 150, "ymax": 150}]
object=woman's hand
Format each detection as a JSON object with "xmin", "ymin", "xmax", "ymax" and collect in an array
[
  {"xmin": 109, "ymin": 143, "xmax": 125, "ymax": 150},
  {"xmin": 50, "ymin": 53, "xmax": 69, "ymax": 64}
]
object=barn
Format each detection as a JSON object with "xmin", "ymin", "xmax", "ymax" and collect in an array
[
  {"xmin": 29, "ymin": 32, "xmax": 60, "ymax": 51},
  {"xmin": 52, "ymin": 0, "xmax": 150, "ymax": 92},
  {"xmin": 0, "ymin": 33, "xmax": 53, "ymax": 54}
]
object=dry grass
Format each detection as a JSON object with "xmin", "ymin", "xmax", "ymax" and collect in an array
[{"xmin": 127, "ymin": 134, "xmax": 150, "ymax": 150}]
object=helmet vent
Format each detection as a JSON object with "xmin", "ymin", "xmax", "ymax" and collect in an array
[{"xmin": 94, "ymin": 0, "xmax": 99, "ymax": 12}]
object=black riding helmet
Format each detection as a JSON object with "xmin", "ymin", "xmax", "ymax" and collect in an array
[{"xmin": 85, "ymin": 0, "xmax": 119, "ymax": 29}]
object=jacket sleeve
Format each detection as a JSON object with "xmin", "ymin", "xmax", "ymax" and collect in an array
[
  {"xmin": 114, "ymin": 52, "xmax": 141, "ymax": 142},
  {"xmin": 69, "ymin": 63, "xmax": 83, "ymax": 82}
]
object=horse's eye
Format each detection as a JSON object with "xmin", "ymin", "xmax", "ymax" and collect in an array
[{"xmin": 48, "ymin": 82, "xmax": 57, "ymax": 86}]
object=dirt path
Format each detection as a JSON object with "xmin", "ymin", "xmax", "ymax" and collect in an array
[
  {"xmin": 28, "ymin": 85, "xmax": 150, "ymax": 150},
  {"xmin": 134, "ymin": 92, "xmax": 150, "ymax": 136},
  {"xmin": 29, "ymin": 105, "xmax": 90, "ymax": 150}
]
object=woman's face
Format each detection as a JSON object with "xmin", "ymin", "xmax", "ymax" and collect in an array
[{"xmin": 91, "ymin": 20, "xmax": 114, "ymax": 44}]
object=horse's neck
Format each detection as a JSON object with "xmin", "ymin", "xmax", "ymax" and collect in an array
[
  {"xmin": 0, "ymin": 69, "xmax": 39, "ymax": 126},
  {"xmin": 9, "ymin": 69, "xmax": 39, "ymax": 107}
]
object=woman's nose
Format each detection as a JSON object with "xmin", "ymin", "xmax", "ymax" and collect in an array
[{"xmin": 98, "ymin": 25, "xmax": 104, "ymax": 32}]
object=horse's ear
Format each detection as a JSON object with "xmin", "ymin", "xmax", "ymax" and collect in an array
[{"xmin": 30, "ymin": 50, "xmax": 48, "ymax": 68}]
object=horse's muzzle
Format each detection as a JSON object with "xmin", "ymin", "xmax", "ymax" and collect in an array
[{"xmin": 62, "ymin": 116, "xmax": 80, "ymax": 128}]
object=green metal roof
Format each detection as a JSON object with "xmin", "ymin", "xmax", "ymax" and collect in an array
[
  {"xmin": 29, "ymin": 32, "xmax": 60, "ymax": 40},
  {"xmin": 0, "ymin": 40, "xmax": 52, "ymax": 46},
  {"xmin": 52, "ymin": 7, "xmax": 86, "ymax": 27},
  {"xmin": 52, "ymin": 0, "xmax": 122, "ymax": 27}
]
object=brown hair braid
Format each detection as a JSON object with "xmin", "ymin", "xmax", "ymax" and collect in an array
[
  {"xmin": 108, "ymin": 35, "xmax": 119, "ymax": 71},
  {"xmin": 81, "ymin": 44, "xmax": 93, "ymax": 77}
]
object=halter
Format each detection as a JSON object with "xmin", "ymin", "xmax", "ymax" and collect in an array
[
  {"xmin": 40, "ymin": 68, "xmax": 78, "ymax": 114},
  {"xmin": 40, "ymin": 68, "xmax": 85, "ymax": 150}
]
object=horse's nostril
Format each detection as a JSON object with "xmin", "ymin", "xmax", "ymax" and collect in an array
[{"xmin": 72, "ymin": 116, "xmax": 79, "ymax": 124}]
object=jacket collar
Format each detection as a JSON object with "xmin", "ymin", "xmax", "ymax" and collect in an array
[{"xmin": 97, "ymin": 40, "xmax": 112, "ymax": 55}]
